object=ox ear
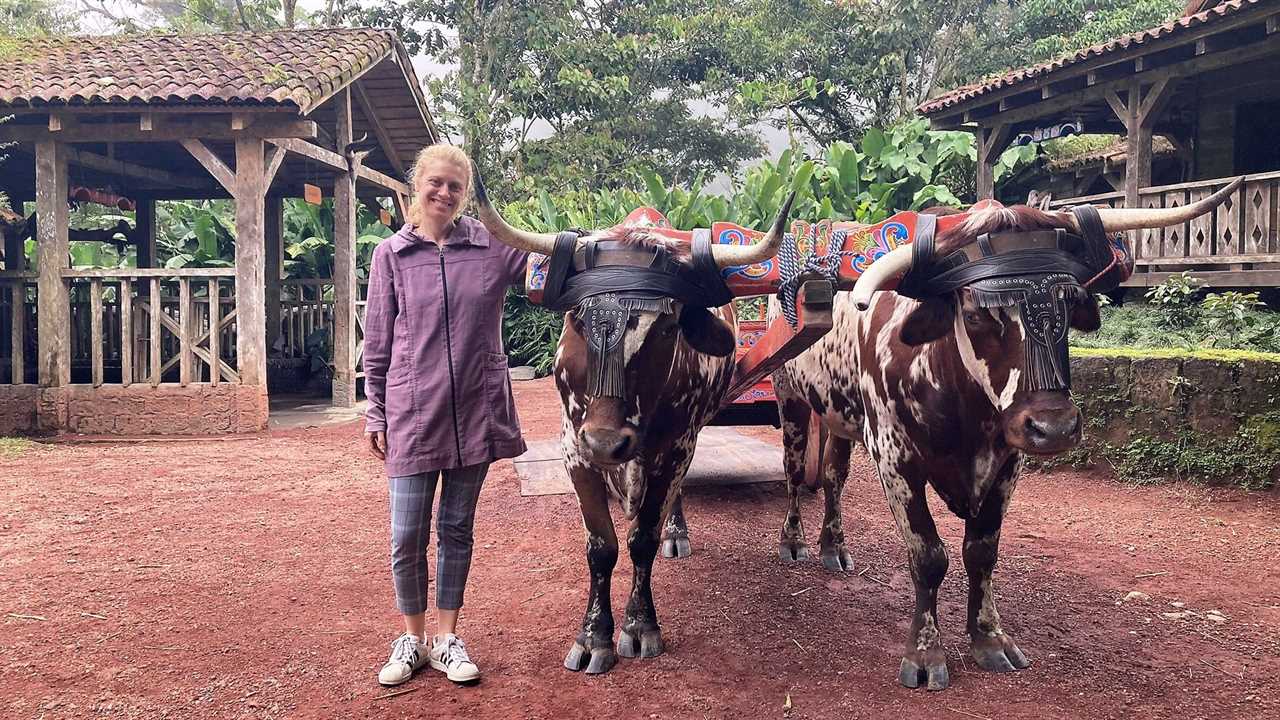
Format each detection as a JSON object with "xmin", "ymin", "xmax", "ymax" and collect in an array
[
  {"xmin": 678, "ymin": 306, "xmax": 736, "ymax": 357},
  {"xmin": 1070, "ymin": 295, "xmax": 1102, "ymax": 333},
  {"xmin": 899, "ymin": 295, "xmax": 956, "ymax": 346}
]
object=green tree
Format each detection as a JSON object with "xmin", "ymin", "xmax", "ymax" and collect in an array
[{"xmin": 330, "ymin": 0, "xmax": 763, "ymax": 192}]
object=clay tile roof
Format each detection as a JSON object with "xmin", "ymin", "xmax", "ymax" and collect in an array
[
  {"xmin": 919, "ymin": 0, "xmax": 1263, "ymax": 116},
  {"xmin": 0, "ymin": 28, "xmax": 397, "ymax": 114}
]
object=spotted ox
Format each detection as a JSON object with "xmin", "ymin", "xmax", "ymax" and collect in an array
[
  {"xmin": 770, "ymin": 184, "xmax": 1239, "ymax": 690},
  {"xmin": 474, "ymin": 173, "xmax": 794, "ymax": 675}
]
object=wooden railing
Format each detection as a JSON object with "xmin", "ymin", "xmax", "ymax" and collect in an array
[
  {"xmin": 272, "ymin": 279, "xmax": 368, "ymax": 377},
  {"xmin": 1133, "ymin": 172, "xmax": 1280, "ymax": 264},
  {"xmin": 1049, "ymin": 172, "xmax": 1280, "ymax": 264},
  {"xmin": 63, "ymin": 269, "xmax": 239, "ymax": 387},
  {"xmin": 0, "ymin": 271, "xmax": 36, "ymax": 385},
  {"xmin": 276, "ymin": 279, "xmax": 334, "ymax": 360},
  {"xmin": 1047, "ymin": 190, "xmax": 1125, "ymax": 211}
]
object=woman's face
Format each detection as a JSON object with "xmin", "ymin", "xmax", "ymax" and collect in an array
[{"xmin": 416, "ymin": 159, "xmax": 468, "ymax": 224}]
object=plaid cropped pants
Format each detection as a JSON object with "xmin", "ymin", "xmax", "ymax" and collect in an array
[{"xmin": 387, "ymin": 463, "xmax": 489, "ymax": 615}]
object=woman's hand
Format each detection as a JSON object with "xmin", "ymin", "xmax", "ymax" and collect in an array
[{"xmin": 366, "ymin": 431, "xmax": 387, "ymax": 460}]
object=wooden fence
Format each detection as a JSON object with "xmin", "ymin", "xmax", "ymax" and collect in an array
[
  {"xmin": 63, "ymin": 269, "xmax": 239, "ymax": 387},
  {"xmin": 0, "ymin": 272, "xmax": 36, "ymax": 385}
]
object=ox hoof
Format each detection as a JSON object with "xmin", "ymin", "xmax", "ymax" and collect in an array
[
  {"xmin": 778, "ymin": 541, "xmax": 810, "ymax": 563},
  {"xmin": 617, "ymin": 629, "xmax": 664, "ymax": 658},
  {"xmin": 564, "ymin": 641, "xmax": 617, "ymax": 675},
  {"xmin": 971, "ymin": 634, "xmax": 1031, "ymax": 673},
  {"xmin": 820, "ymin": 547, "xmax": 854, "ymax": 572},
  {"xmin": 661, "ymin": 536, "xmax": 691, "ymax": 559},
  {"xmin": 899, "ymin": 656, "xmax": 950, "ymax": 691}
]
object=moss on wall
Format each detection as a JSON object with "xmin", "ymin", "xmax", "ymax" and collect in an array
[{"xmin": 1058, "ymin": 352, "xmax": 1280, "ymax": 490}]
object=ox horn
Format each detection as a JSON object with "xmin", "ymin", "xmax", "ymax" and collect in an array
[
  {"xmin": 471, "ymin": 167, "xmax": 561, "ymax": 256},
  {"xmin": 851, "ymin": 244, "xmax": 912, "ymax": 311},
  {"xmin": 710, "ymin": 191, "xmax": 797, "ymax": 269},
  {"xmin": 1090, "ymin": 176, "xmax": 1243, "ymax": 232}
]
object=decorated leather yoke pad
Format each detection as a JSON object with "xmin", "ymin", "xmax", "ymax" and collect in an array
[{"xmin": 541, "ymin": 229, "xmax": 732, "ymax": 398}]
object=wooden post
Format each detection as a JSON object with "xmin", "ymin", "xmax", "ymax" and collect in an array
[
  {"xmin": 1108, "ymin": 78, "xmax": 1175, "ymax": 244},
  {"xmin": 2, "ymin": 218, "xmax": 25, "ymax": 271},
  {"xmin": 234, "ymin": 137, "xmax": 268, "ymax": 387},
  {"xmin": 332, "ymin": 88, "xmax": 359, "ymax": 408},
  {"xmin": 90, "ymin": 278, "xmax": 103, "ymax": 387},
  {"xmin": 976, "ymin": 124, "xmax": 1013, "ymax": 201},
  {"xmin": 135, "ymin": 198, "xmax": 156, "ymax": 268},
  {"xmin": 264, "ymin": 197, "xmax": 283, "ymax": 356},
  {"xmin": 35, "ymin": 138, "xmax": 70, "ymax": 387},
  {"xmin": 120, "ymin": 278, "xmax": 132, "ymax": 386}
]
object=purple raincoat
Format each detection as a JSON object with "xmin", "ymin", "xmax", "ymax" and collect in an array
[{"xmin": 363, "ymin": 217, "xmax": 529, "ymax": 476}]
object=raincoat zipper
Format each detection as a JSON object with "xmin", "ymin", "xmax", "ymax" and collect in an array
[{"xmin": 439, "ymin": 243, "xmax": 464, "ymax": 464}]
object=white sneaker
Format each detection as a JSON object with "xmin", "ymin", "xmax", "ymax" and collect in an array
[
  {"xmin": 378, "ymin": 633, "xmax": 427, "ymax": 687},
  {"xmin": 429, "ymin": 633, "xmax": 481, "ymax": 683}
]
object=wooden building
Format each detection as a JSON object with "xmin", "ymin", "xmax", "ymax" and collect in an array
[
  {"xmin": 0, "ymin": 29, "xmax": 439, "ymax": 435},
  {"xmin": 919, "ymin": 0, "xmax": 1280, "ymax": 288}
]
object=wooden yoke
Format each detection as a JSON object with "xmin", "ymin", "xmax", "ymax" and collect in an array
[{"xmin": 722, "ymin": 279, "xmax": 832, "ymax": 407}]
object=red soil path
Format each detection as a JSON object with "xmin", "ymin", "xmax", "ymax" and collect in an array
[{"xmin": 2, "ymin": 377, "xmax": 1277, "ymax": 720}]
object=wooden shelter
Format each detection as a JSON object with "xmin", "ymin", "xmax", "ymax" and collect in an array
[
  {"xmin": 919, "ymin": 0, "xmax": 1280, "ymax": 288},
  {"xmin": 0, "ymin": 28, "xmax": 439, "ymax": 435}
]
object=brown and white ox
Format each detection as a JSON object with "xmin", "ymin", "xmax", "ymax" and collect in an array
[
  {"xmin": 474, "ymin": 174, "xmax": 794, "ymax": 675},
  {"xmin": 770, "ymin": 184, "xmax": 1239, "ymax": 690}
]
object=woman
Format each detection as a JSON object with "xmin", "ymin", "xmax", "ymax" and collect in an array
[{"xmin": 363, "ymin": 145, "xmax": 528, "ymax": 686}]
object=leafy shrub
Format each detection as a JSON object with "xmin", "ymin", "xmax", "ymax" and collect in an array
[{"xmin": 503, "ymin": 293, "xmax": 562, "ymax": 376}]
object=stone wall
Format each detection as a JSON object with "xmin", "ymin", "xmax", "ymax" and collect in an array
[
  {"xmin": 1068, "ymin": 349, "xmax": 1280, "ymax": 488},
  {"xmin": 0, "ymin": 384, "xmax": 269, "ymax": 436},
  {"xmin": 0, "ymin": 385, "xmax": 39, "ymax": 436}
]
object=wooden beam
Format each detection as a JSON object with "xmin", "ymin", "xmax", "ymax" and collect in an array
[
  {"xmin": 391, "ymin": 192, "xmax": 408, "ymax": 225},
  {"xmin": 355, "ymin": 164, "xmax": 412, "ymax": 196},
  {"xmin": 62, "ymin": 267, "xmax": 237, "ymax": 278},
  {"xmin": 976, "ymin": 124, "xmax": 1013, "ymax": 200},
  {"xmin": 264, "ymin": 198, "xmax": 283, "ymax": 355},
  {"xmin": 62, "ymin": 147, "xmax": 213, "ymax": 190},
  {"xmin": 135, "ymin": 199, "xmax": 155, "ymax": 269},
  {"xmin": 35, "ymin": 138, "xmax": 70, "ymax": 391},
  {"xmin": 264, "ymin": 144, "xmax": 286, "ymax": 189},
  {"xmin": 332, "ymin": 88, "xmax": 359, "ymax": 408},
  {"xmin": 1138, "ymin": 77, "xmax": 1176, "ymax": 129},
  {"xmin": 353, "ymin": 80, "xmax": 406, "ymax": 176},
  {"xmin": 267, "ymin": 137, "xmax": 346, "ymax": 171},
  {"xmin": 724, "ymin": 281, "xmax": 834, "ymax": 403},
  {"xmin": 0, "ymin": 117, "xmax": 318, "ymax": 144},
  {"xmin": 234, "ymin": 137, "xmax": 268, "ymax": 387},
  {"xmin": 1104, "ymin": 90, "xmax": 1129, "ymax": 121},
  {"xmin": 180, "ymin": 139, "xmax": 236, "ymax": 194}
]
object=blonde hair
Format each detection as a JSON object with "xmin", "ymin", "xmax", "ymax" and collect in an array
[{"xmin": 406, "ymin": 144, "xmax": 473, "ymax": 226}]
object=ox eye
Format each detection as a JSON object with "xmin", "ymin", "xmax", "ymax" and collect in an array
[{"xmin": 963, "ymin": 310, "xmax": 984, "ymax": 325}]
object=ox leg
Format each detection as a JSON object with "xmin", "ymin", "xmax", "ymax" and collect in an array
[
  {"xmin": 882, "ymin": 472, "xmax": 951, "ymax": 691},
  {"xmin": 563, "ymin": 472, "xmax": 619, "ymax": 675},
  {"xmin": 817, "ymin": 433, "xmax": 854, "ymax": 572},
  {"xmin": 777, "ymin": 395, "xmax": 811, "ymax": 563},
  {"xmin": 660, "ymin": 492, "xmax": 691, "ymax": 559},
  {"xmin": 617, "ymin": 474, "xmax": 675, "ymax": 660},
  {"xmin": 964, "ymin": 474, "xmax": 1031, "ymax": 673}
]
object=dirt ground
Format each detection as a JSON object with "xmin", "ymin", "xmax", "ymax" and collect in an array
[{"xmin": 2, "ymin": 377, "xmax": 1278, "ymax": 720}]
